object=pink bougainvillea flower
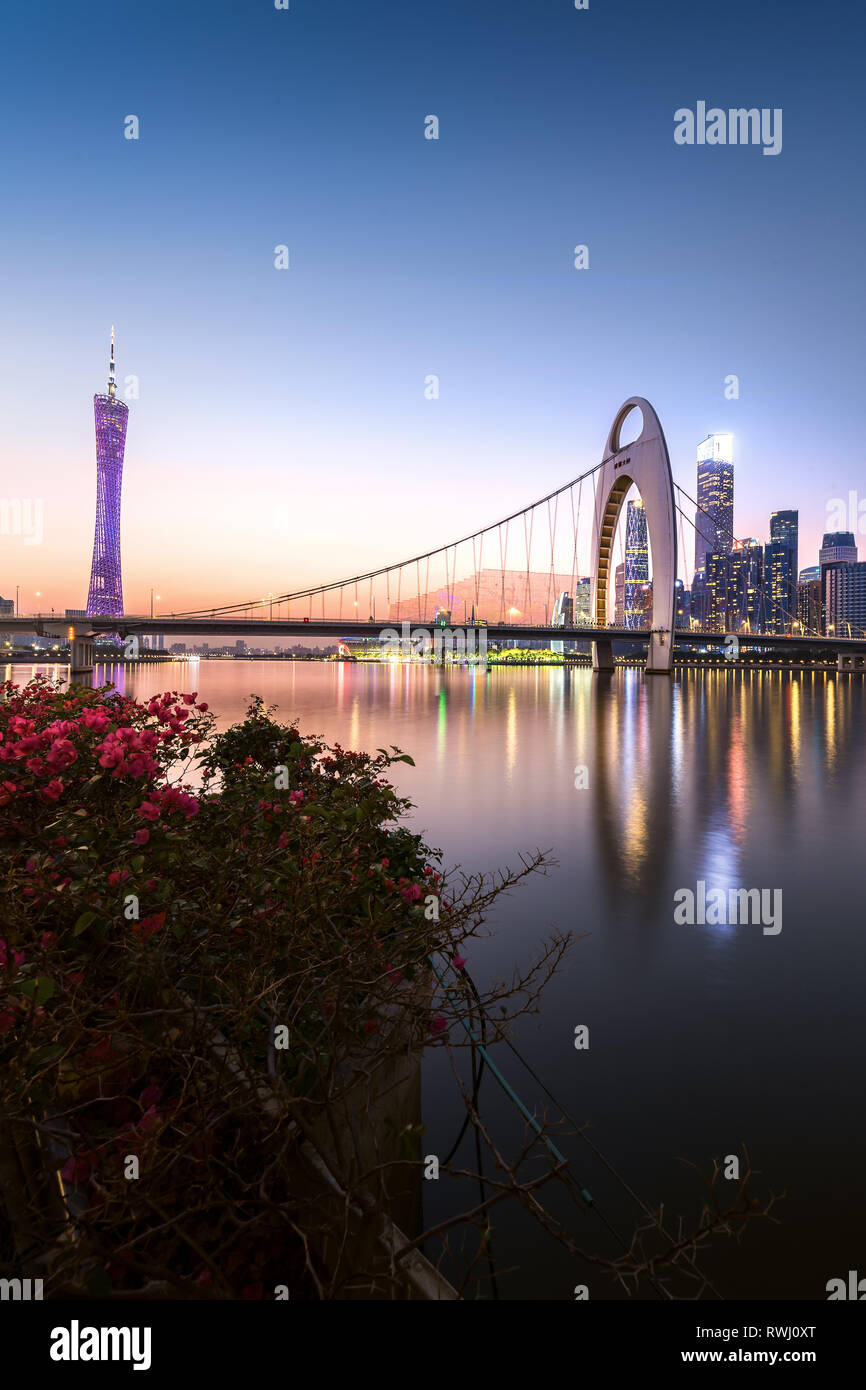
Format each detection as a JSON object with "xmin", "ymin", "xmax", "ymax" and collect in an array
[
  {"xmin": 401, "ymin": 883, "xmax": 423, "ymax": 904},
  {"xmin": 41, "ymin": 778, "xmax": 63, "ymax": 801},
  {"xmin": 133, "ymin": 829, "xmax": 150, "ymax": 846},
  {"xmin": 132, "ymin": 913, "xmax": 166, "ymax": 941},
  {"xmin": 40, "ymin": 931, "xmax": 57, "ymax": 951},
  {"xmin": 430, "ymin": 1015, "xmax": 448, "ymax": 1034},
  {"xmin": 451, "ymin": 955, "xmax": 467, "ymax": 971},
  {"xmin": 61, "ymin": 1154, "xmax": 92, "ymax": 1186},
  {"xmin": 137, "ymin": 801, "xmax": 161, "ymax": 822}
]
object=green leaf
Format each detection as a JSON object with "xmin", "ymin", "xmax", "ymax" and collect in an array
[
  {"xmin": 15, "ymin": 976, "xmax": 55, "ymax": 1005},
  {"xmin": 73, "ymin": 909, "xmax": 97, "ymax": 937}
]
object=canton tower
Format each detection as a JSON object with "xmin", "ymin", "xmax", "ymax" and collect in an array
[{"xmin": 86, "ymin": 328, "xmax": 128, "ymax": 618}]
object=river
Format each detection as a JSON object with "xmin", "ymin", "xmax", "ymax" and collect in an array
[{"xmin": 9, "ymin": 658, "xmax": 864, "ymax": 1300}]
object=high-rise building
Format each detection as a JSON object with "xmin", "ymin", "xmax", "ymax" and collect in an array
[
  {"xmin": 689, "ymin": 568, "xmax": 707, "ymax": 628},
  {"xmin": 614, "ymin": 562, "xmax": 625, "ymax": 625},
  {"xmin": 624, "ymin": 498, "xmax": 649, "ymax": 629},
  {"xmin": 764, "ymin": 510, "xmax": 798, "ymax": 634},
  {"xmin": 551, "ymin": 591, "xmax": 575, "ymax": 654},
  {"xmin": 729, "ymin": 539, "xmax": 765, "ymax": 631},
  {"xmin": 636, "ymin": 580, "xmax": 653, "ymax": 625},
  {"xmin": 818, "ymin": 532, "xmax": 857, "ymax": 632},
  {"xmin": 819, "ymin": 531, "xmax": 858, "ymax": 567},
  {"xmin": 704, "ymin": 551, "xmax": 730, "ymax": 632},
  {"xmin": 574, "ymin": 578, "xmax": 591, "ymax": 625},
  {"xmin": 86, "ymin": 329, "xmax": 128, "ymax": 619},
  {"xmin": 825, "ymin": 561, "xmax": 866, "ymax": 637},
  {"xmin": 694, "ymin": 434, "xmax": 734, "ymax": 574},
  {"xmin": 797, "ymin": 576, "xmax": 822, "ymax": 635}
]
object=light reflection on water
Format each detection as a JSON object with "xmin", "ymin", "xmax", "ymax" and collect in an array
[{"xmin": 8, "ymin": 659, "xmax": 865, "ymax": 1299}]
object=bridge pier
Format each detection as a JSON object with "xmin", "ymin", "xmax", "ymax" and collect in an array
[
  {"xmin": 837, "ymin": 652, "xmax": 866, "ymax": 674},
  {"xmin": 68, "ymin": 630, "xmax": 95, "ymax": 677},
  {"xmin": 646, "ymin": 628, "xmax": 674, "ymax": 676},
  {"xmin": 592, "ymin": 638, "xmax": 615, "ymax": 673}
]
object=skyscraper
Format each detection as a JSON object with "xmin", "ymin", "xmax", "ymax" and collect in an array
[
  {"xmin": 694, "ymin": 434, "xmax": 734, "ymax": 575},
  {"xmin": 87, "ymin": 329, "xmax": 128, "ymax": 619},
  {"xmin": 825, "ymin": 562, "xmax": 866, "ymax": 637},
  {"xmin": 574, "ymin": 578, "xmax": 591, "ymax": 624},
  {"xmin": 729, "ymin": 539, "xmax": 765, "ymax": 631},
  {"xmin": 818, "ymin": 531, "xmax": 857, "ymax": 633},
  {"xmin": 624, "ymin": 498, "xmax": 649, "ymax": 629},
  {"xmin": 614, "ymin": 562, "xmax": 625, "ymax": 625},
  {"xmin": 763, "ymin": 510, "xmax": 798, "ymax": 634},
  {"xmin": 819, "ymin": 531, "xmax": 858, "ymax": 567}
]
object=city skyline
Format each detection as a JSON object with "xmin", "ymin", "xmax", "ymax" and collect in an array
[{"xmin": 0, "ymin": 329, "xmax": 852, "ymax": 627}]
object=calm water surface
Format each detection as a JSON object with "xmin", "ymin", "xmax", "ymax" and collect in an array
[{"xmin": 12, "ymin": 659, "xmax": 865, "ymax": 1300}]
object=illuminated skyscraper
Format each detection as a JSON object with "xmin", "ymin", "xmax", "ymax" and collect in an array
[
  {"xmin": 624, "ymin": 498, "xmax": 649, "ymax": 629},
  {"xmin": 614, "ymin": 562, "xmax": 625, "ymax": 625},
  {"xmin": 86, "ymin": 329, "xmax": 128, "ymax": 619},
  {"xmin": 574, "ymin": 577, "xmax": 591, "ymax": 624},
  {"xmin": 819, "ymin": 531, "xmax": 857, "ymax": 632},
  {"xmin": 694, "ymin": 434, "xmax": 734, "ymax": 574},
  {"xmin": 764, "ymin": 509, "xmax": 798, "ymax": 634},
  {"xmin": 729, "ymin": 539, "xmax": 765, "ymax": 631}
]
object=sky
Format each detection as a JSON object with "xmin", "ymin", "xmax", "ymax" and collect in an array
[{"xmin": 1, "ymin": 0, "xmax": 865, "ymax": 615}]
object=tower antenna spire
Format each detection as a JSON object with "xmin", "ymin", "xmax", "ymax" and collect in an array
[{"xmin": 108, "ymin": 325, "xmax": 116, "ymax": 398}]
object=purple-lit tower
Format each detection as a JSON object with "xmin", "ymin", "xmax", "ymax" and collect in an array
[{"xmin": 86, "ymin": 328, "xmax": 128, "ymax": 618}]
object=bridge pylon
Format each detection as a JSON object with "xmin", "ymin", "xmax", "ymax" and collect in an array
[{"xmin": 590, "ymin": 397, "xmax": 677, "ymax": 675}]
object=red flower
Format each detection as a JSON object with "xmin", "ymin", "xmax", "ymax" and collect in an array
[
  {"xmin": 41, "ymin": 778, "xmax": 63, "ymax": 801},
  {"xmin": 133, "ymin": 829, "xmax": 150, "ymax": 846},
  {"xmin": 61, "ymin": 1154, "xmax": 92, "ymax": 1186},
  {"xmin": 137, "ymin": 801, "xmax": 160, "ymax": 822},
  {"xmin": 132, "ymin": 913, "xmax": 166, "ymax": 941},
  {"xmin": 430, "ymin": 1015, "xmax": 448, "ymax": 1035}
]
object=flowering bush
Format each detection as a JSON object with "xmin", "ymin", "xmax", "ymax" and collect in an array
[{"xmin": 0, "ymin": 677, "xmax": 553, "ymax": 1298}]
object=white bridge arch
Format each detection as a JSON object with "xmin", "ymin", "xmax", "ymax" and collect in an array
[{"xmin": 590, "ymin": 397, "xmax": 678, "ymax": 675}]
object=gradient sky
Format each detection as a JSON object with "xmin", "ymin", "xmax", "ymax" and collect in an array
[{"xmin": 1, "ymin": 0, "xmax": 865, "ymax": 614}]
